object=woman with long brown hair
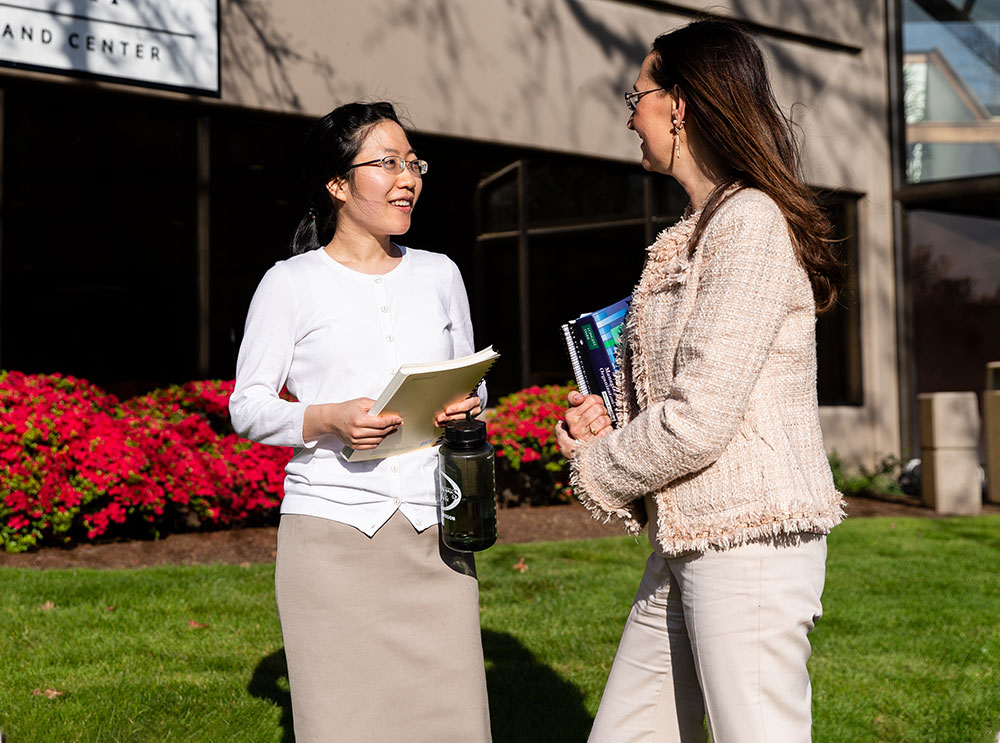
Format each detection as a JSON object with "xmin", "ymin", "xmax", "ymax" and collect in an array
[{"xmin": 556, "ymin": 20, "xmax": 844, "ymax": 743}]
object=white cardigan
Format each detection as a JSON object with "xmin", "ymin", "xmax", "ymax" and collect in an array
[{"xmin": 230, "ymin": 245, "xmax": 484, "ymax": 536}]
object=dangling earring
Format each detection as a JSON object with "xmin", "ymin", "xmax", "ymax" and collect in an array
[{"xmin": 671, "ymin": 114, "xmax": 685, "ymax": 159}]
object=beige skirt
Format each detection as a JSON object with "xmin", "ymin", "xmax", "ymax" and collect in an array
[{"xmin": 274, "ymin": 511, "xmax": 492, "ymax": 743}]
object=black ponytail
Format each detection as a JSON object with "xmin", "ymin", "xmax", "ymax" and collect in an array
[{"xmin": 289, "ymin": 101, "xmax": 402, "ymax": 255}]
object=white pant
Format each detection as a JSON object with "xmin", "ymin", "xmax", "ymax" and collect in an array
[{"xmin": 589, "ymin": 533, "xmax": 827, "ymax": 743}]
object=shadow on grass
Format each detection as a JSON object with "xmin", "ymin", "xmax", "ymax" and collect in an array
[
  {"xmin": 247, "ymin": 632, "xmax": 595, "ymax": 743},
  {"xmin": 248, "ymin": 648, "xmax": 294, "ymax": 743},
  {"xmin": 483, "ymin": 628, "xmax": 594, "ymax": 743}
]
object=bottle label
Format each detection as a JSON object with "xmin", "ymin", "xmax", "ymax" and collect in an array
[{"xmin": 440, "ymin": 471, "xmax": 462, "ymax": 512}]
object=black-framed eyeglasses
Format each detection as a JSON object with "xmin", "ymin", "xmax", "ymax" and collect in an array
[
  {"xmin": 347, "ymin": 155, "xmax": 428, "ymax": 177},
  {"xmin": 624, "ymin": 87, "xmax": 665, "ymax": 112}
]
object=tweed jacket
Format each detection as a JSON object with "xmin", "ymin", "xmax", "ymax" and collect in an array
[{"xmin": 570, "ymin": 187, "xmax": 844, "ymax": 555}]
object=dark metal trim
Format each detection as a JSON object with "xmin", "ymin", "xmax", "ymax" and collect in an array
[
  {"xmin": 893, "ymin": 199, "xmax": 918, "ymax": 457},
  {"xmin": 476, "ymin": 216, "xmax": 648, "ymax": 242},
  {"xmin": 196, "ymin": 116, "xmax": 211, "ymax": 377},
  {"xmin": 477, "ymin": 161, "xmax": 520, "ymax": 190},
  {"xmin": 887, "ymin": 0, "xmax": 914, "ymax": 456},
  {"xmin": 896, "ymin": 174, "xmax": 1000, "ymax": 204},
  {"xmin": 516, "ymin": 160, "xmax": 530, "ymax": 388}
]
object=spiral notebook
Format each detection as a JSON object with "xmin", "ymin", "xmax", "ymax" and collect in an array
[
  {"xmin": 341, "ymin": 346, "xmax": 500, "ymax": 462},
  {"xmin": 561, "ymin": 297, "xmax": 631, "ymax": 428}
]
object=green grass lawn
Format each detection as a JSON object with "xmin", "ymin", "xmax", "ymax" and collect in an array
[{"xmin": 2, "ymin": 516, "xmax": 999, "ymax": 743}]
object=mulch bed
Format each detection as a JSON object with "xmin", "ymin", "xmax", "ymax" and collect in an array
[{"xmin": 2, "ymin": 494, "xmax": 996, "ymax": 570}]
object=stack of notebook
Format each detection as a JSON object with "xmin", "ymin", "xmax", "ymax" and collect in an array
[{"xmin": 560, "ymin": 297, "xmax": 631, "ymax": 428}]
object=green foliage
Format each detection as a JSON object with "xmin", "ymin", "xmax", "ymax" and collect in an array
[
  {"xmin": 0, "ymin": 373, "xmax": 289, "ymax": 553},
  {"xmin": 3, "ymin": 517, "xmax": 1000, "ymax": 742},
  {"xmin": 813, "ymin": 516, "xmax": 1000, "ymax": 742},
  {"xmin": 0, "ymin": 564, "xmax": 286, "ymax": 743},
  {"xmin": 487, "ymin": 383, "xmax": 576, "ymax": 507},
  {"xmin": 829, "ymin": 452, "xmax": 905, "ymax": 498}
]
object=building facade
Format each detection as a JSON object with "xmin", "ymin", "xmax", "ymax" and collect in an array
[{"xmin": 1, "ymin": 0, "xmax": 997, "ymax": 467}]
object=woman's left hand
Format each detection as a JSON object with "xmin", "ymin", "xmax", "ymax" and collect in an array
[
  {"xmin": 555, "ymin": 390, "xmax": 612, "ymax": 460},
  {"xmin": 565, "ymin": 390, "xmax": 613, "ymax": 439},
  {"xmin": 435, "ymin": 395, "xmax": 483, "ymax": 426}
]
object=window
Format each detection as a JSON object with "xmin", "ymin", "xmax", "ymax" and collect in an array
[
  {"xmin": 816, "ymin": 192, "xmax": 863, "ymax": 406},
  {"xmin": 209, "ymin": 111, "xmax": 309, "ymax": 379},
  {"xmin": 1, "ymin": 85, "xmax": 197, "ymax": 397},
  {"xmin": 902, "ymin": 0, "xmax": 1000, "ymax": 183},
  {"xmin": 469, "ymin": 151, "xmax": 861, "ymax": 402},
  {"xmin": 471, "ymin": 153, "xmax": 687, "ymax": 397},
  {"xmin": 907, "ymin": 209, "xmax": 1000, "ymax": 395},
  {"xmin": 893, "ymin": 0, "xmax": 1000, "ymax": 452}
]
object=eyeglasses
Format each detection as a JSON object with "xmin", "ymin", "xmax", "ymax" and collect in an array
[
  {"xmin": 624, "ymin": 87, "xmax": 665, "ymax": 112},
  {"xmin": 347, "ymin": 155, "xmax": 428, "ymax": 177}
]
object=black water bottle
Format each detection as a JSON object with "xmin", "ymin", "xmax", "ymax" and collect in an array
[{"xmin": 438, "ymin": 414, "xmax": 497, "ymax": 552}]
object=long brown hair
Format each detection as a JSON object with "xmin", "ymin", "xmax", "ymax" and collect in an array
[{"xmin": 649, "ymin": 20, "xmax": 843, "ymax": 313}]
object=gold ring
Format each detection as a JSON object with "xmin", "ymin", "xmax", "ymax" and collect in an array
[{"xmin": 589, "ymin": 424, "xmax": 598, "ymax": 436}]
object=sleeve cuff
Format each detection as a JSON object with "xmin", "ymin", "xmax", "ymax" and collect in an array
[
  {"xmin": 570, "ymin": 443, "xmax": 647, "ymax": 536},
  {"xmin": 292, "ymin": 402, "xmax": 319, "ymax": 449}
]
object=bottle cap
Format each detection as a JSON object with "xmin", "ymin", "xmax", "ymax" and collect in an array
[{"xmin": 443, "ymin": 412, "xmax": 487, "ymax": 449}]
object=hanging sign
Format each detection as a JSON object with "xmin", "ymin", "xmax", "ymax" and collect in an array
[{"xmin": 0, "ymin": 0, "xmax": 219, "ymax": 95}]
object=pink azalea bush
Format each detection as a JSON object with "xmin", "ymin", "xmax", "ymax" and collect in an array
[
  {"xmin": 486, "ymin": 383, "xmax": 575, "ymax": 506},
  {"xmin": 1, "ymin": 371, "xmax": 580, "ymax": 551},
  {"xmin": 0, "ymin": 373, "xmax": 290, "ymax": 553},
  {"xmin": 124, "ymin": 380, "xmax": 290, "ymax": 527}
]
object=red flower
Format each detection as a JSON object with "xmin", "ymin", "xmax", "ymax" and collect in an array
[
  {"xmin": 486, "ymin": 382, "xmax": 577, "ymax": 504},
  {"xmin": 1, "ymin": 371, "xmax": 290, "ymax": 553}
]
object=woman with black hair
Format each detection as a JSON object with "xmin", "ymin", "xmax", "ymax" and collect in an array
[
  {"xmin": 230, "ymin": 101, "xmax": 491, "ymax": 743},
  {"xmin": 557, "ymin": 20, "xmax": 844, "ymax": 743}
]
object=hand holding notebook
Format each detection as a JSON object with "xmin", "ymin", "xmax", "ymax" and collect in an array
[
  {"xmin": 560, "ymin": 297, "xmax": 631, "ymax": 428},
  {"xmin": 340, "ymin": 346, "xmax": 500, "ymax": 462}
]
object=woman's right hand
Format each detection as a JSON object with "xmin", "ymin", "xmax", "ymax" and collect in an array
[
  {"xmin": 303, "ymin": 398, "xmax": 402, "ymax": 448},
  {"xmin": 565, "ymin": 390, "xmax": 613, "ymax": 440}
]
